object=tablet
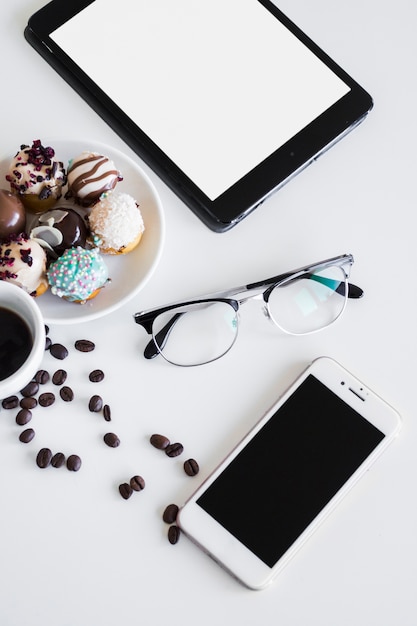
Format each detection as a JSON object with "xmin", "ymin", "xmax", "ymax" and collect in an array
[{"xmin": 25, "ymin": 0, "xmax": 373, "ymax": 232}]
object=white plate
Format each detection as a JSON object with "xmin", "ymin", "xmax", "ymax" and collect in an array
[{"xmin": 1, "ymin": 139, "xmax": 165, "ymax": 324}]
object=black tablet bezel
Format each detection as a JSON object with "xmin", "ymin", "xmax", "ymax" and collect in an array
[{"xmin": 24, "ymin": 0, "xmax": 373, "ymax": 232}]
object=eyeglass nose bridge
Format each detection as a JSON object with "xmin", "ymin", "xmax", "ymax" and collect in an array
[
  {"xmin": 262, "ymin": 302, "xmax": 273, "ymax": 322},
  {"xmin": 260, "ymin": 285, "xmax": 282, "ymax": 326},
  {"xmin": 238, "ymin": 289, "xmax": 276, "ymax": 326}
]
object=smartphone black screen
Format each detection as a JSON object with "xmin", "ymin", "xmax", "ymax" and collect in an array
[{"xmin": 197, "ymin": 375, "xmax": 384, "ymax": 567}]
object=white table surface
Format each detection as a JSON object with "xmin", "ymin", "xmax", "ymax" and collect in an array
[{"xmin": 1, "ymin": 2, "xmax": 416, "ymax": 625}]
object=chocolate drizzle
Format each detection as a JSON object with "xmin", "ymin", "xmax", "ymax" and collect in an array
[{"xmin": 66, "ymin": 153, "xmax": 123, "ymax": 206}]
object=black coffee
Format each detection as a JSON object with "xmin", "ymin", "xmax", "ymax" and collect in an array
[{"xmin": 0, "ymin": 307, "xmax": 33, "ymax": 381}]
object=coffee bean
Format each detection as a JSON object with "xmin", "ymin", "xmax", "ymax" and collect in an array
[
  {"xmin": 36, "ymin": 448, "xmax": 52, "ymax": 468},
  {"xmin": 51, "ymin": 452, "xmax": 65, "ymax": 468},
  {"xmin": 119, "ymin": 483, "xmax": 133, "ymax": 500},
  {"xmin": 89, "ymin": 369, "xmax": 104, "ymax": 382},
  {"xmin": 49, "ymin": 343, "xmax": 68, "ymax": 360},
  {"xmin": 20, "ymin": 381, "xmax": 39, "ymax": 397},
  {"xmin": 184, "ymin": 458, "xmax": 199, "ymax": 476},
  {"xmin": 130, "ymin": 475, "xmax": 145, "ymax": 491},
  {"xmin": 60, "ymin": 386, "xmax": 74, "ymax": 402},
  {"xmin": 165, "ymin": 443, "xmax": 184, "ymax": 458},
  {"xmin": 20, "ymin": 396, "xmax": 37, "ymax": 410},
  {"xmin": 103, "ymin": 432, "xmax": 120, "ymax": 448},
  {"xmin": 75, "ymin": 339, "xmax": 95, "ymax": 352},
  {"xmin": 67, "ymin": 454, "xmax": 82, "ymax": 471},
  {"xmin": 45, "ymin": 336, "xmax": 52, "ymax": 350},
  {"xmin": 38, "ymin": 392, "xmax": 55, "ymax": 407},
  {"xmin": 19, "ymin": 428, "xmax": 35, "ymax": 443},
  {"xmin": 52, "ymin": 369, "xmax": 67, "ymax": 385},
  {"xmin": 16, "ymin": 408, "xmax": 32, "ymax": 426},
  {"xmin": 163, "ymin": 504, "xmax": 179, "ymax": 524},
  {"xmin": 150, "ymin": 434, "xmax": 170, "ymax": 450},
  {"xmin": 34, "ymin": 369, "xmax": 50, "ymax": 384},
  {"xmin": 89, "ymin": 395, "xmax": 103, "ymax": 412},
  {"xmin": 2, "ymin": 396, "xmax": 19, "ymax": 409},
  {"xmin": 103, "ymin": 404, "xmax": 111, "ymax": 422},
  {"xmin": 168, "ymin": 525, "xmax": 181, "ymax": 545},
  {"xmin": 45, "ymin": 325, "xmax": 49, "ymax": 336}
]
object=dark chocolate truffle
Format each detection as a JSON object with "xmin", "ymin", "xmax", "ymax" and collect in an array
[
  {"xmin": 31, "ymin": 208, "xmax": 88, "ymax": 255},
  {"xmin": 0, "ymin": 189, "xmax": 26, "ymax": 238}
]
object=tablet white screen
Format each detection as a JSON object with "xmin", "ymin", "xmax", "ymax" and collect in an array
[{"xmin": 51, "ymin": 0, "xmax": 350, "ymax": 200}]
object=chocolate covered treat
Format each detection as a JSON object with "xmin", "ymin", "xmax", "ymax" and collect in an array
[
  {"xmin": 31, "ymin": 208, "xmax": 88, "ymax": 257},
  {"xmin": 66, "ymin": 151, "xmax": 123, "ymax": 206},
  {"xmin": 6, "ymin": 140, "xmax": 66, "ymax": 213},
  {"xmin": 0, "ymin": 189, "xmax": 26, "ymax": 238}
]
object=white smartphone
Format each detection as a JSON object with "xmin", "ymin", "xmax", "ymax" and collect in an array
[{"xmin": 177, "ymin": 357, "xmax": 401, "ymax": 590}]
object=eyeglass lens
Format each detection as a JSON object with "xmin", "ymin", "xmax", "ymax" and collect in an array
[
  {"xmin": 266, "ymin": 265, "xmax": 347, "ymax": 334},
  {"xmin": 152, "ymin": 301, "xmax": 238, "ymax": 366}
]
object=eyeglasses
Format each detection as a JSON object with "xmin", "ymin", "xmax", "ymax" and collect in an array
[{"xmin": 134, "ymin": 253, "xmax": 363, "ymax": 367}]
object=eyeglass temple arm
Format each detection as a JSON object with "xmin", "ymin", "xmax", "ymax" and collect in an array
[
  {"xmin": 142, "ymin": 312, "xmax": 184, "ymax": 360},
  {"xmin": 246, "ymin": 273, "xmax": 363, "ymax": 299},
  {"xmin": 346, "ymin": 282, "xmax": 363, "ymax": 298},
  {"xmin": 304, "ymin": 274, "xmax": 363, "ymax": 298}
]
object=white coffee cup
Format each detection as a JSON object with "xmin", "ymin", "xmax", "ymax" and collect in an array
[{"xmin": 0, "ymin": 282, "xmax": 46, "ymax": 399}]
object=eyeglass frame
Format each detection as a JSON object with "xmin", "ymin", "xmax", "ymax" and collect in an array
[{"xmin": 133, "ymin": 253, "xmax": 363, "ymax": 364}]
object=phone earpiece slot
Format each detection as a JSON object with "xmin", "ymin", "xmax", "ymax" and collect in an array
[{"xmin": 349, "ymin": 387, "xmax": 366, "ymax": 401}]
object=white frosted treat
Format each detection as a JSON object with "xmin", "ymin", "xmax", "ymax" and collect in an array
[
  {"xmin": 88, "ymin": 191, "xmax": 145, "ymax": 254},
  {"xmin": 6, "ymin": 140, "xmax": 66, "ymax": 212},
  {"xmin": 0, "ymin": 234, "xmax": 48, "ymax": 296}
]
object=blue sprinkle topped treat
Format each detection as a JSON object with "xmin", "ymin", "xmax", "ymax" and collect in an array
[{"xmin": 47, "ymin": 246, "xmax": 109, "ymax": 303}]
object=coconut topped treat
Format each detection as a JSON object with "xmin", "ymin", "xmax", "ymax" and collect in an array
[{"xmin": 88, "ymin": 191, "xmax": 145, "ymax": 255}]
